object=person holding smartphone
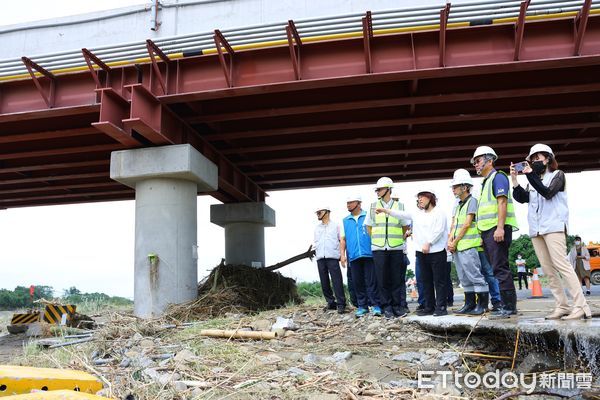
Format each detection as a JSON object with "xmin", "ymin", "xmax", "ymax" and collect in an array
[{"xmin": 511, "ymin": 144, "xmax": 591, "ymax": 320}]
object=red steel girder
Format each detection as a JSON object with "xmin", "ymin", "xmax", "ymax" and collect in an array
[
  {"xmin": 218, "ymin": 121, "xmax": 600, "ymax": 155},
  {"xmin": 119, "ymin": 84, "xmax": 265, "ymax": 202},
  {"xmin": 236, "ymin": 137, "xmax": 598, "ymax": 167},
  {"xmin": 205, "ymin": 104, "xmax": 600, "ymax": 141},
  {"xmin": 188, "ymin": 81, "xmax": 600, "ymax": 123}
]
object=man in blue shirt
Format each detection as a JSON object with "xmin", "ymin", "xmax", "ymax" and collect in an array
[{"xmin": 340, "ymin": 195, "xmax": 380, "ymax": 317}]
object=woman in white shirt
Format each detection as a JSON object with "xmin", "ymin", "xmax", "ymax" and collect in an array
[{"xmin": 377, "ymin": 189, "xmax": 449, "ymax": 316}]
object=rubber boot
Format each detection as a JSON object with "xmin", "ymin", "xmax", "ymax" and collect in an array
[
  {"xmin": 455, "ymin": 292, "xmax": 476, "ymax": 314},
  {"xmin": 504, "ymin": 289, "xmax": 518, "ymax": 315},
  {"xmin": 466, "ymin": 292, "xmax": 488, "ymax": 315}
]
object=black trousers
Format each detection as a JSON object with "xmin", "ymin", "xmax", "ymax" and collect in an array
[
  {"xmin": 349, "ymin": 257, "xmax": 379, "ymax": 308},
  {"xmin": 372, "ymin": 250, "xmax": 408, "ymax": 312},
  {"xmin": 481, "ymin": 226, "xmax": 516, "ymax": 291},
  {"xmin": 517, "ymin": 272, "xmax": 529, "ymax": 290},
  {"xmin": 317, "ymin": 258, "xmax": 346, "ymax": 307},
  {"xmin": 416, "ymin": 250, "xmax": 448, "ymax": 311},
  {"xmin": 445, "ymin": 261, "xmax": 455, "ymax": 304},
  {"xmin": 346, "ymin": 266, "xmax": 358, "ymax": 307}
]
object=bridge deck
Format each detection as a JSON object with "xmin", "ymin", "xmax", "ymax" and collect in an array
[{"xmin": 1, "ymin": 11, "xmax": 599, "ymax": 208}]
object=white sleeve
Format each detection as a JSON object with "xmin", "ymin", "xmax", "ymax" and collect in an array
[{"xmin": 388, "ymin": 209, "xmax": 412, "ymax": 221}]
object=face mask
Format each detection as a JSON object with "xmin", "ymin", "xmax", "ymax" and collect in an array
[
  {"xmin": 532, "ymin": 160, "xmax": 546, "ymax": 174},
  {"xmin": 575, "ymin": 241, "xmax": 581, "ymax": 246},
  {"xmin": 517, "ymin": 256, "xmax": 522, "ymax": 259}
]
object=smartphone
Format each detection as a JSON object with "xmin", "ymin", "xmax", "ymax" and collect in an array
[{"xmin": 514, "ymin": 161, "xmax": 528, "ymax": 173}]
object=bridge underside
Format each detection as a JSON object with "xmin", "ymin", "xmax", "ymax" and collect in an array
[{"xmin": 1, "ymin": 13, "xmax": 600, "ymax": 208}]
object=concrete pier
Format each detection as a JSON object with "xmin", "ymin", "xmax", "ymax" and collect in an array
[
  {"xmin": 210, "ymin": 202, "xmax": 276, "ymax": 267},
  {"xmin": 110, "ymin": 144, "xmax": 218, "ymax": 318}
]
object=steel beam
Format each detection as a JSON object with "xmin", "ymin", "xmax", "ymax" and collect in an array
[
  {"xmin": 206, "ymin": 104, "xmax": 600, "ymax": 141},
  {"xmin": 236, "ymin": 137, "xmax": 598, "ymax": 166},
  {"xmin": 219, "ymin": 122, "xmax": 600, "ymax": 155},
  {"xmin": 188, "ymin": 82, "xmax": 600, "ymax": 123}
]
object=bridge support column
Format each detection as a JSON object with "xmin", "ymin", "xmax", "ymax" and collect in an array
[
  {"xmin": 110, "ymin": 144, "xmax": 218, "ymax": 318},
  {"xmin": 210, "ymin": 202, "xmax": 276, "ymax": 267}
]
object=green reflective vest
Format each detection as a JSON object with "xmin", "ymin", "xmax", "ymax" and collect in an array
[
  {"xmin": 371, "ymin": 200, "xmax": 405, "ymax": 248},
  {"xmin": 476, "ymin": 170, "xmax": 519, "ymax": 232},
  {"xmin": 453, "ymin": 196, "xmax": 482, "ymax": 251}
]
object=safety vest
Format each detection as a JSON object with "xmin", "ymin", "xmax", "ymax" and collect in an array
[
  {"xmin": 453, "ymin": 196, "xmax": 482, "ymax": 251},
  {"xmin": 370, "ymin": 200, "xmax": 405, "ymax": 248},
  {"xmin": 476, "ymin": 170, "xmax": 519, "ymax": 232}
]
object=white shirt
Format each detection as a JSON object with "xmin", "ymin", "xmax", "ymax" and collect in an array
[
  {"xmin": 516, "ymin": 258, "xmax": 526, "ymax": 273},
  {"xmin": 388, "ymin": 207, "xmax": 448, "ymax": 254},
  {"xmin": 313, "ymin": 220, "xmax": 341, "ymax": 260},
  {"xmin": 364, "ymin": 199, "xmax": 411, "ymax": 251}
]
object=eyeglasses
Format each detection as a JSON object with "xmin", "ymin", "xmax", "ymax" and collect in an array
[{"xmin": 472, "ymin": 157, "xmax": 485, "ymax": 167}]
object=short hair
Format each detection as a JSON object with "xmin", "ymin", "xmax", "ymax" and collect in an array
[{"xmin": 418, "ymin": 192, "xmax": 437, "ymax": 207}]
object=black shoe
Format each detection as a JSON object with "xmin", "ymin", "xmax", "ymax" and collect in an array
[
  {"xmin": 586, "ymin": 290, "xmax": 591, "ymax": 296},
  {"xmin": 384, "ymin": 310, "xmax": 395, "ymax": 319},
  {"xmin": 466, "ymin": 292, "xmax": 488, "ymax": 316},
  {"xmin": 490, "ymin": 300, "xmax": 502, "ymax": 312},
  {"xmin": 337, "ymin": 306, "xmax": 346, "ymax": 314},
  {"xmin": 503, "ymin": 290, "xmax": 518, "ymax": 315},
  {"xmin": 416, "ymin": 308, "xmax": 434, "ymax": 316},
  {"xmin": 447, "ymin": 302, "xmax": 454, "ymax": 307},
  {"xmin": 416, "ymin": 304, "xmax": 425, "ymax": 312},
  {"xmin": 323, "ymin": 304, "xmax": 336, "ymax": 312},
  {"xmin": 433, "ymin": 307, "xmax": 448, "ymax": 317},
  {"xmin": 455, "ymin": 292, "xmax": 476, "ymax": 314},
  {"xmin": 392, "ymin": 306, "xmax": 408, "ymax": 318}
]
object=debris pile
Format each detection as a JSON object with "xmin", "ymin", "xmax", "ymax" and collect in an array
[{"xmin": 166, "ymin": 262, "xmax": 303, "ymax": 321}]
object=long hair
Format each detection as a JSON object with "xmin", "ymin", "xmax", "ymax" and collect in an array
[{"xmin": 547, "ymin": 154, "xmax": 559, "ymax": 172}]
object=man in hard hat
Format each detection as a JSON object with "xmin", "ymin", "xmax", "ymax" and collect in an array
[
  {"xmin": 314, "ymin": 206, "xmax": 346, "ymax": 314},
  {"xmin": 448, "ymin": 169, "xmax": 489, "ymax": 315},
  {"xmin": 365, "ymin": 177, "xmax": 411, "ymax": 319},
  {"xmin": 340, "ymin": 195, "xmax": 380, "ymax": 317},
  {"xmin": 471, "ymin": 146, "xmax": 519, "ymax": 318}
]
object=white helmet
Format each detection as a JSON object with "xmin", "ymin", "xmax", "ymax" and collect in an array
[
  {"xmin": 375, "ymin": 176, "xmax": 394, "ymax": 189},
  {"xmin": 471, "ymin": 146, "xmax": 498, "ymax": 164},
  {"xmin": 346, "ymin": 194, "xmax": 362, "ymax": 202},
  {"xmin": 315, "ymin": 205, "xmax": 330, "ymax": 213},
  {"xmin": 526, "ymin": 143, "xmax": 554, "ymax": 161},
  {"xmin": 450, "ymin": 169, "xmax": 473, "ymax": 187},
  {"xmin": 416, "ymin": 189, "xmax": 437, "ymax": 198}
]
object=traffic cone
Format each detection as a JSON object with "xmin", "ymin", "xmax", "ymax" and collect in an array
[
  {"xmin": 528, "ymin": 268, "xmax": 547, "ymax": 298},
  {"xmin": 410, "ymin": 287, "xmax": 418, "ymax": 302}
]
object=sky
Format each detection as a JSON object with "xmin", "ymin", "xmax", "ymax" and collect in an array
[{"xmin": 1, "ymin": 1, "xmax": 599, "ymax": 298}]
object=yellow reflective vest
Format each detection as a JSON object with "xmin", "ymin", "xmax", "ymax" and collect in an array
[
  {"xmin": 371, "ymin": 200, "xmax": 405, "ymax": 248},
  {"xmin": 453, "ymin": 196, "xmax": 482, "ymax": 251},
  {"xmin": 476, "ymin": 170, "xmax": 518, "ymax": 232}
]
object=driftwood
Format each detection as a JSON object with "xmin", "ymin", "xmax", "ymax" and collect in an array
[
  {"xmin": 265, "ymin": 245, "xmax": 315, "ymax": 271},
  {"xmin": 200, "ymin": 329, "xmax": 278, "ymax": 340}
]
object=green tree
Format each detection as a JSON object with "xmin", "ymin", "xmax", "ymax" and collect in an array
[{"xmin": 509, "ymin": 234, "xmax": 576, "ymax": 275}]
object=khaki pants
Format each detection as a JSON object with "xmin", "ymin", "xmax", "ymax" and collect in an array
[{"xmin": 532, "ymin": 232, "xmax": 591, "ymax": 316}]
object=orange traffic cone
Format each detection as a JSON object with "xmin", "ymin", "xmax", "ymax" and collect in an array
[
  {"xmin": 410, "ymin": 286, "xmax": 418, "ymax": 302},
  {"xmin": 528, "ymin": 268, "xmax": 547, "ymax": 298}
]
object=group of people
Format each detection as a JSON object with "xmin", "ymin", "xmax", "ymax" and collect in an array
[{"xmin": 312, "ymin": 143, "xmax": 592, "ymax": 321}]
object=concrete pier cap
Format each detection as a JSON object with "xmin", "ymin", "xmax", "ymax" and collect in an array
[
  {"xmin": 210, "ymin": 202, "xmax": 276, "ymax": 268},
  {"xmin": 110, "ymin": 144, "xmax": 218, "ymax": 318}
]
